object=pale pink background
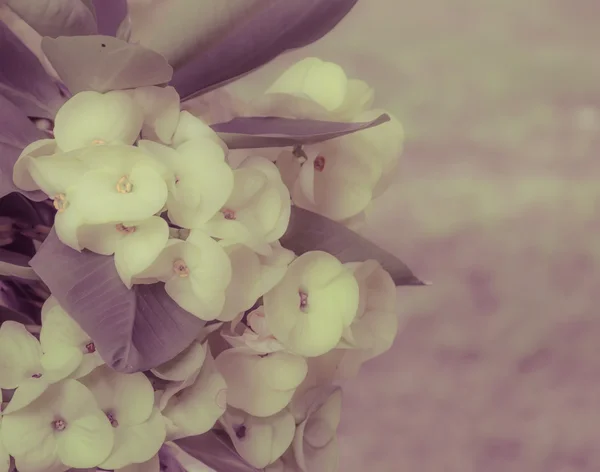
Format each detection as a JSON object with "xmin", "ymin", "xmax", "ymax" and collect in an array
[{"xmin": 230, "ymin": 1, "xmax": 600, "ymax": 471}]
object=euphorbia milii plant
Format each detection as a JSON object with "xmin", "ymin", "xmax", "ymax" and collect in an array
[{"xmin": 0, "ymin": 1, "xmax": 426, "ymax": 471}]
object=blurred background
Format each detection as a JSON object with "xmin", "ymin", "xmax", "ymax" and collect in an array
[{"xmin": 228, "ymin": 1, "xmax": 600, "ymax": 471}]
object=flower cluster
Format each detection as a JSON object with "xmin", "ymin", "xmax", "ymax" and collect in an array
[{"xmin": 1, "ymin": 61, "xmax": 401, "ymax": 471}]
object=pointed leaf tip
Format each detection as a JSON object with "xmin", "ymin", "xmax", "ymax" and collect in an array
[
  {"xmin": 280, "ymin": 207, "xmax": 426, "ymax": 287},
  {"xmin": 211, "ymin": 114, "xmax": 390, "ymax": 149}
]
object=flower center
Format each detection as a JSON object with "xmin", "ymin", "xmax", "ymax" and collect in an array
[
  {"xmin": 52, "ymin": 194, "xmax": 68, "ymax": 212},
  {"xmin": 116, "ymin": 176, "xmax": 133, "ymax": 194},
  {"xmin": 52, "ymin": 418, "xmax": 67, "ymax": 431},
  {"xmin": 106, "ymin": 412, "xmax": 119, "ymax": 428},
  {"xmin": 234, "ymin": 424, "xmax": 247, "ymax": 440},
  {"xmin": 85, "ymin": 342, "xmax": 96, "ymax": 353},
  {"xmin": 172, "ymin": 259, "xmax": 190, "ymax": 277},
  {"xmin": 115, "ymin": 223, "xmax": 136, "ymax": 234},
  {"xmin": 91, "ymin": 139, "xmax": 105, "ymax": 145},
  {"xmin": 174, "ymin": 176, "xmax": 180, "ymax": 185},
  {"xmin": 313, "ymin": 155, "xmax": 326, "ymax": 172},
  {"xmin": 299, "ymin": 291, "xmax": 309, "ymax": 311},
  {"xmin": 221, "ymin": 208, "xmax": 236, "ymax": 220},
  {"xmin": 31, "ymin": 373, "xmax": 43, "ymax": 378}
]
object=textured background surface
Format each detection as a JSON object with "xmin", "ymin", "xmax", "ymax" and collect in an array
[{"xmin": 230, "ymin": 1, "xmax": 600, "ymax": 471}]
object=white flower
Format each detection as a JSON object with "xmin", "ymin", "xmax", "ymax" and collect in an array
[
  {"xmin": 138, "ymin": 136, "xmax": 233, "ymax": 229},
  {"xmin": 341, "ymin": 260, "xmax": 398, "ymax": 363},
  {"xmin": 77, "ymin": 215, "xmax": 170, "ymax": 287},
  {"xmin": 201, "ymin": 156, "xmax": 291, "ymax": 255},
  {"xmin": 1, "ymin": 379, "xmax": 114, "ymax": 471},
  {"xmin": 132, "ymin": 230, "xmax": 232, "ymax": 321},
  {"xmin": 215, "ymin": 347, "xmax": 307, "ymax": 417},
  {"xmin": 182, "ymin": 88, "xmax": 249, "ymax": 125},
  {"xmin": 53, "ymin": 90, "xmax": 144, "ymax": 152},
  {"xmin": 128, "ymin": 85, "xmax": 181, "ymax": 144},
  {"xmin": 170, "ymin": 110, "xmax": 228, "ymax": 151},
  {"xmin": 216, "ymin": 242, "xmax": 294, "ymax": 322},
  {"xmin": 79, "ymin": 365, "xmax": 165, "ymax": 470},
  {"xmin": 40, "ymin": 297, "xmax": 104, "ymax": 381},
  {"xmin": 222, "ymin": 307, "xmax": 285, "ymax": 354},
  {"xmin": 161, "ymin": 346, "xmax": 227, "ymax": 440},
  {"xmin": 14, "ymin": 143, "xmax": 169, "ymax": 251},
  {"xmin": 0, "ymin": 321, "xmax": 78, "ymax": 414},
  {"xmin": 263, "ymin": 251, "xmax": 359, "ymax": 357},
  {"xmin": 221, "ymin": 406, "xmax": 296, "ymax": 469},
  {"xmin": 256, "ymin": 57, "xmax": 373, "ymax": 121},
  {"xmin": 291, "ymin": 387, "xmax": 342, "ymax": 472}
]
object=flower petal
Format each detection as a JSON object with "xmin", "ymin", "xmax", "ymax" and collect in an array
[
  {"xmin": 131, "ymin": 85, "xmax": 180, "ymax": 144},
  {"xmin": 0, "ymin": 321, "xmax": 42, "ymax": 388},
  {"xmin": 100, "ymin": 408, "xmax": 166, "ymax": 470},
  {"xmin": 80, "ymin": 365, "xmax": 154, "ymax": 426},
  {"xmin": 53, "ymin": 90, "xmax": 143, "ymax": 152},
  {"xmin": 55, "ymin": 411, "xmax": 114, "ymax": 468},
  {"xmin": 12, "ymin": 139, "xmax": 57, "ymax": 192},
  {"xmin": 2, "ymin": 377, "xmax": 50, "ymax": 414},
  {"xmin": 41, "ymin": 35, "xmax": 173, "ymax": 94},
  {"xmin": 151, "ymin": 339, "xmax": 206, "ymax": 382},
  {"xmin": 114, "ymin": 216, "xmax": 169, "ymax": 288}
]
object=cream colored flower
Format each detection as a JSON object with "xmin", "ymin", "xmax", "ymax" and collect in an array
[
  {"xmin": 79, "ymin": 366, "xmax": 165, "ymax": 470},
  {"xmin": 132, "ymin": 230, "xmax": 232, "ymax": 320},
  {"xmin": 40, "ymin": 297, "xmax": 104, "ymax": 381},
  {"xmin": 129, "ymin": 85, "xmax": 181, "ymax": 144},
  {"xmin": 256, "ymin": 57, "xmax": 373, "ymax": 121},
  {"xmin": 215, "ymin": 347, "xmax": 307, "ymax": 417},
  {"xmin": 263, "ymin": 251, "xmax": 359, "ymax": 357},
  {"xmin": 221, "ymin": 406, "xmax": 296, "ymax": 468},
  {"xmin": 161, "ymin": 346, "xmax": 226, "ymax": 440},
  {"xmin": 0, "ymin": 321, "xmax": 79, "ymax": 415},
  {"xmin": 291, "ymin": 387, "xmax": 342, "ymax": 472},
  {"xmin": 77, "ymin": 216, "xmax": 170, "ymax": 287},
  {"xmin": 201, "ymin": 156, "xmax": 291, "ymax": 255},
  {"xmin": 138, "ymin": 135, "xmax": 233, "ymax": 229},
  {"xmin": 2, "ymin": 379, "xmax": 114, "ymax": 471},
  {"xmin": 221, "ymin": 307, "xmax": 285, "ymax": 354}
]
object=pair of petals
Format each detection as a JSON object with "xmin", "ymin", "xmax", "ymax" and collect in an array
[
  {"xmin": 133, "ymin": 231, "xmax": 232, "ymax": 321},
  {"xmin": 160, "ymin": 346, "xmax": 227, "ymax": 440},
  {"xmin": 215, "ymin": 348, "xmax": 307, "ymax": 417},
  {"xmin": 2, "ymin": 379, "xmax": 114, "ymax": 471},
  {"xmin": 40, "ymin": 297, "xmax": 104, "ymax": 381},
  {"xmin": 202, "ymin": 156, "xmax": 291, "ymax": 254},
  {"xmin": 257, "ymin": 57, "xmax": 374, "ymax": 122},
  {"xmin": 0, "ymin": 321, "xmax": 79, "ymax": 415},
  {"xmin": 79, "ymin": 366, "xmax": 165, "ymax": 469},
  {"xmin": 138, "ymin": 135, "xmax": 233, "ymax": 228},
  {"xmin": 52, "ymin": 86, "xmax": 181, "ymax": 152},
  {"xmin": 263, "ymin": 251, "xmax": 359, "ymax": 357},
  {"xmin": 221, "ymin": 406, "xmax": 296, "ymax": 469}
]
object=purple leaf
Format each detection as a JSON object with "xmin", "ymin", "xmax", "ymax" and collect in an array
[
  {"xmin": 166, "ymin": 0, "xmax": 359, "ymax": 100},
  {"xmin": 175, "ymin": 430, "xmax": 261, "ymax": 472},
  {"xmin": 29, "ymin": 229, "xmax": 206, "ymax": 373},
  {"xmin": 280, "ymin": 207, "xmax": 426, "ymax": 287},
  {"xmin": 41, "ymin": 35, "xmax": 173, "ymax": 94},
  {"xmin": 158, "ymin": 445, "xmax": 187, "ymax": 472},
  {"xmin": 0, "ymin": 94, "xmax": 48, "ymax": 202},
  {"xmin": 0, "ymin": 21, "xmax": 65, "ymax": 119},
  {"xmin": 211, "ymin": 114, "xmax": 390, "ymax": 149},
  {"xmin": 91, "ymin": 0, "xmax": 128, "ymax": 36}
]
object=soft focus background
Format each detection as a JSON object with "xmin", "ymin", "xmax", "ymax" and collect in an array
[{"xmin": 228, "ymin": 1, "xmax": 600, "ymax": 471}]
